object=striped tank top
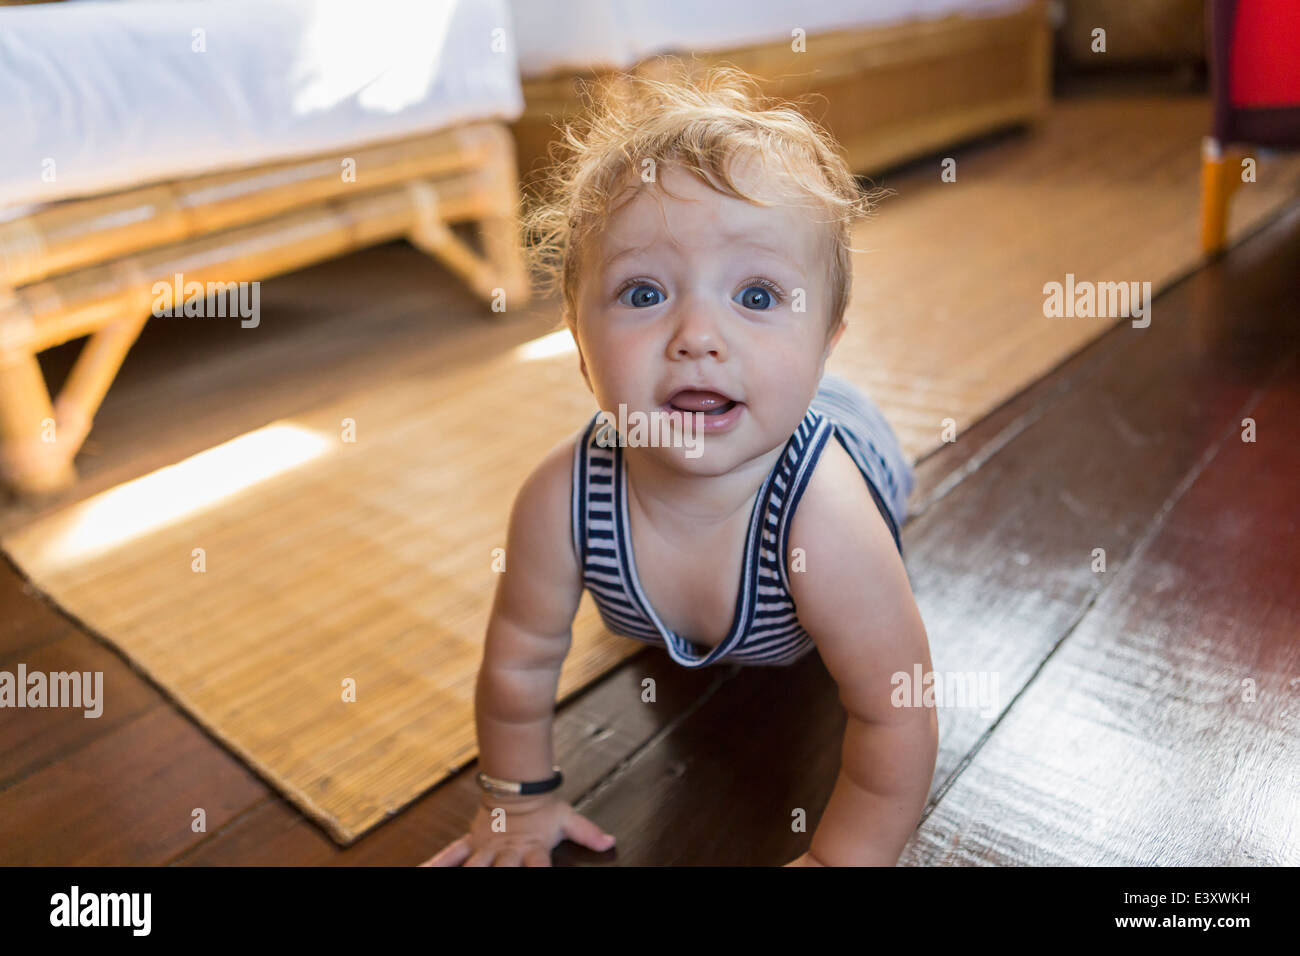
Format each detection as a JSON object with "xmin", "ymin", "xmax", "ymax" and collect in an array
[{"xmin": 569, "ymin": 373, "xmax": 914, "ymax": 669}]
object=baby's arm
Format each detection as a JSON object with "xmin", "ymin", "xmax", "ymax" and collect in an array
[
  {"xmin": 424, "ymin": 430, "xmax": 617, "ymax": 865},
  {"xmin": 475, "ymin": 431, "xmax": 586, "ymax": 796},
  {"xmin": 786, "ymin": 440, "xmax": 939, "ymax": 867}
]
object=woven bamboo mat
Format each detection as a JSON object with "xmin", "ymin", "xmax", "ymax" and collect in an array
[
  {"xmin": 841, "ymin": 96, "xmax": 1300, "ymax": 456},
  {"xmin": 4, "ymin": 95, "xmax": 1298, "ymax": 844}
]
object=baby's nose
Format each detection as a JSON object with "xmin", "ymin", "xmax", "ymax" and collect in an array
[
  {"xmin": 668, "ymin": 299, "xmax": 728, "ymax": 358},
  {"xmin": 670, "ymin": 323, "xmax": 725, "ymax": 359}
]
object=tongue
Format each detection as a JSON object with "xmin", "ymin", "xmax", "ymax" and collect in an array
[{"xmin": 670, "ymin": 391, "xmax": 732, "ymax": 412}]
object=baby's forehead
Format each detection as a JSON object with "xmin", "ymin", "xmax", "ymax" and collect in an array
[{"xmin": 597, "ymin": 164, "xmax": 828, "ymax": 254}]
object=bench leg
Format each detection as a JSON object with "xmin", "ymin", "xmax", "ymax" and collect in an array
[
  {"xmin": 407, "ymin": 181, "xmax": 502, "ymax": 303},
  {"xmin": 0, "ymin": 351, "xmax": 77, "ymax": 496},
  {"xmin": 406, "ymin": 124, "xmax": 530, "ymax": 312},
  {"xmin": 1200, "ymin": 136, "xmax": 1245, "ymax": 257},
  {"xmin": 0, "ymin": 312, "xmax": 148, "ymax": 498},
  {"xmin": 53, "ymin": 313, "xmax": 150, "ymax": 463}
]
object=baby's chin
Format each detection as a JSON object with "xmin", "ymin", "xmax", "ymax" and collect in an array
[
  {"xmin": 645, "ymin": 442, "xmax": 734, "ymax": 475},
  {"xmin": 628, "ymin": 431, "xmax": 780, "ymax": 479}
]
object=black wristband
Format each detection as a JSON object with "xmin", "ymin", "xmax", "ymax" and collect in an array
[{"xmin": 476, "ymin": 767, "xmax": 563, "ymax": 796}]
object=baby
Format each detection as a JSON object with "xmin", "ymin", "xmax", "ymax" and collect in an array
[{"xmin": 425, "ymin": 64, "xmax": 937, "ymax": 867}]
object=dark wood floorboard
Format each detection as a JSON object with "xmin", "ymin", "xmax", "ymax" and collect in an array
[
  {"xmin": 1, "ymin": 201, "xmax": 1295, "ymax": 865},
  {"xmin": 905, "ymin": 370, "xmax": 1300, "ymax": 864}
]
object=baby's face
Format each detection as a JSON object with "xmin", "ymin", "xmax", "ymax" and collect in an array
[{"xmin": 572, "ymin": 154, "xmax": 841, "ymax": 475}]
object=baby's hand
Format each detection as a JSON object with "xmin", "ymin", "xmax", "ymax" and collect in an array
[{"xmin": 419, "ymin": 796, "xmax": 615, "ymax": 867}]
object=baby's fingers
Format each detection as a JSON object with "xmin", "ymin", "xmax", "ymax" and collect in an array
[
  {"xmin": 420, "ymin": 835, "xmax": 472, "ymax": 867},
  {"xmin": 561, "ymin": 810, "xmax": 616, "ymax": 853},
  {"xmin": 522, "ymin": 846, "xmax": 552, "ymax": 867}
]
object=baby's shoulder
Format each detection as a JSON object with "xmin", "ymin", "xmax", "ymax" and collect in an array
[
  {"xmin": 525, "ymin": 426, "xmax": 584, "ymax": 499},
  {"xmin": 786, "ymin": 434, "xmax": 900, "ymax": 584},
  {"xmin": 506, "ymin": 427, "xmax": 586, "ymax": 564},
  {"xmin": 784, "ymin": 432, "xmax": 916, "ymax": 659}
]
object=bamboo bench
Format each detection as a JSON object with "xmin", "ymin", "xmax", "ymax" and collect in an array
[{"xmin": 0, "ymin": 121, "xmax": 530, "ymax": 497}]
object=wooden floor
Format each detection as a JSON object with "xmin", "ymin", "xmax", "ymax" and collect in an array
[{"xmin": 1, "ymin": 192, "xmax": 1297, "ymax": 865}]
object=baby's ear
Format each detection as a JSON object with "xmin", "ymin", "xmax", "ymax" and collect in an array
[{"xmin": 823, "ymin": 319, "xmax": 846, "ymax": 358}]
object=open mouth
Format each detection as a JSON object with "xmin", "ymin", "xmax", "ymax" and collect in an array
[
  {"xmin": 667, "ymin": 399, "xmax": 738, "ymax": 416},
  {"xmin": 658, "ymin": 389, "xmax": 746, "ymax": 433},
  {"xmin": 663, "ymin": 388, "xmax": 739, "ymax": 416}
]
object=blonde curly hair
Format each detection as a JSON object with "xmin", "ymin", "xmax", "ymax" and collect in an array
[{"xmin": 521, "ymin": 59, "xmax": 881, "ymax": 339}]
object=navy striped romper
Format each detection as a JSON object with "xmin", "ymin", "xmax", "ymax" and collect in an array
[{"xmin": 570, "ymin": 373, "xmax": 915, "ymax": 668}]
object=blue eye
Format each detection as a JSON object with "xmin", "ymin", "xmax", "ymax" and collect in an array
[
  {"xmin": 735, "ymin": 284, "xmax": 776, "ymax": 310},
  {"xmin": 618, "ymin": 284, "xmax": 663, "ymax": 308}
]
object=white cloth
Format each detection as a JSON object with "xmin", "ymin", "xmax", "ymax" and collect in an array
[{"xmin": 0, "ymin": 0, "xmax": 524, "ymax": 210}]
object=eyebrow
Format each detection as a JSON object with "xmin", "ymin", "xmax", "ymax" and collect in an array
[{"xmin": 600, "ymin": 237, "xmax": 804, "ymax": 274}]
